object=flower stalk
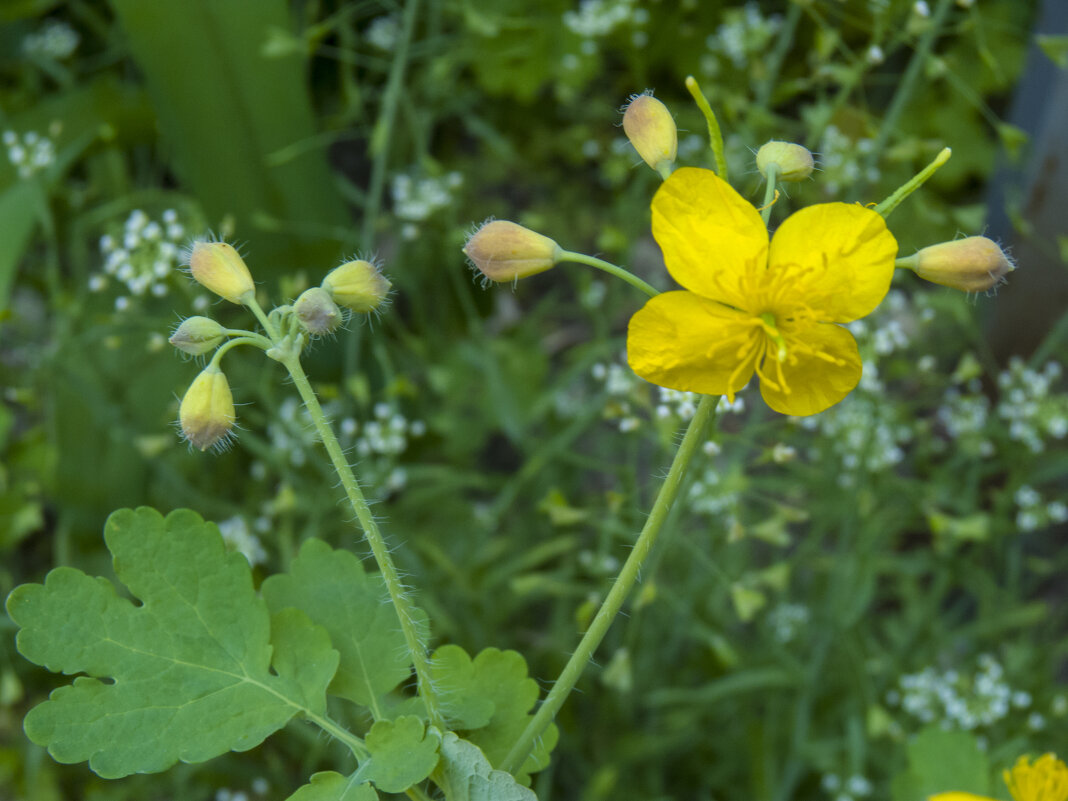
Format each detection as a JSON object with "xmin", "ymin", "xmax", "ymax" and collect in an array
[{"xmin": 501, "ymin": 394, "xmax": 719, "ymax": 774}]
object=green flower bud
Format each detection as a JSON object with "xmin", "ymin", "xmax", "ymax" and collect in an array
[
  {"xmin": 179, "ymin": 364, "xmax": 235, "ymax": 451},
  {"xmin": 186, "ymin": 240, "xmax": 255, "ymax": 304},
  {"xmin": 756, "ymin": 141, "xmax": 815, "ymax": 182},
  {"xmin": 899, "ymin": 236, "xmax": 1015, "ymax": 292},
  {"xmin": 463, "ymin": 220, "xmax": 562, "ymax": 283},
  {"xmin": 622, "ymin": 93, "xmax": 678, "ymax": 175},
  {"xmin": 294, "ymin": 286, "xmax": 343, "ymax": 335},
  {"xmin": 169, "ymin": 316, "xmax": 226, "ymax": 356},
  {"xmin": 321, "ymin": 259, "xmax": 391, "ymax": 313}
]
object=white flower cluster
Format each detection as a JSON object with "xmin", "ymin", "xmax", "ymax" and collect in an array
[
  {"xmin": 592, "ymin": 360, "xmax": 643, "ymax": 432},
  {"xmin": 563, "ymin": 0, "xmax": 644, "ymax": 39},
  {"xmin": 215, "ymin": 516, "xmax": 269, "ymax": 567},
  {"xmin": 23, "ymin": 19, "xmax": 79, "ymax": 60},
  {"xmin": 686, "ymin": 466, "xmax": 744, "ymax": 528},
  {"xmin": 391, "ymin": 171, "xmax": 462, "ymax": 238},
  {"xmin": 91, "ymin": 209, "xmax": 189, "ymax": 311},
  {"xmin": 215, "ymin": 778, "xmax": 269, "ymax": 801},
  {"xmin": 365, "ymin": 14, "xmax": 399, "ymax": 50},
  {"xmin": 937, "ymin": 385, "xmax": 992, "ymax": 454},
  {"xmin": 798, "ymin": 391, "xmax": 911, "ymax": 487},
  {"xmin": 766, "ymin": 602, "xmax": 810, "ymax": 643},
  {"xmin": 703, "ymin": 2, "xmax": 782, "ymax": 71},
  {"xmin": 996, "ymin": 358, "xmax": 1067, "ymax": 453},
  {"xmin": 817, "ymin": 125, "xmax": 880, "ymax": 196},
  {"xmin": 1013, "ymin": 484, "xmax": 1068, "ymax": 533},
  {"xmin": 821, "ymin": 773, "xmax": 874, "ymax": 801},
  {"xmin": 259, "ymin": 398, "xmax": 422, "ymax": 495},
  {"xmin": 886, "ymin": 654, "xmax": 1031, "ymax": 732},
  {"xmin": 3, "ymin": 130, "xmax": 55, "ymax": 179}
]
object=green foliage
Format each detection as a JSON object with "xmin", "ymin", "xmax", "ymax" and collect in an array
[
  {"xmin": 363, "ymin": 716, "xmax": 439, "ymax": 792},
  {"xmin": 891, "ymin": 727, "xmax": 993, "ymax": 801},
  {"xmin": 261, "ymin": 538, "xmax": 423, "ymax": 710},
  {"xmin": 7, "ymin": 507, "xmax": 339, "ymax": 778},
  {"xmin": 433, "ymin": 732, "xmax": 537, "ymax": 801}
]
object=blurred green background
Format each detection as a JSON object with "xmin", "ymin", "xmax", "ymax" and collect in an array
[{"xmin": 1, "ymin": 1, "xmax": 1066, "ymax": 800}]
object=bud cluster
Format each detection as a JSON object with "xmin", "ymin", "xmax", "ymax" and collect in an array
[{"xmin": 171, "ymin": 242, "xmax": 393, "ymax": 453}]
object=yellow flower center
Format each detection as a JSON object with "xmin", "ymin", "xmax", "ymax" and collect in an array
[
  {"xmin": 1005, "ymin": 754, "xmax": 1068, "ymax": 801},
  {"xmin": 699, "ymin": 258, "xmax": 849, "ymax": 402}
]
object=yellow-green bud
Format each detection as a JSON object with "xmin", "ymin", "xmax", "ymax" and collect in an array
[
  {"xmin": 294, "ymin": 287, "xmax": 342, "ymax": 335},
  {"xmin": 179, "ymin": 364, "xmax": 235, "ymax": 451},
  {"xmin": 756, "ymin": 141, "xmax": 814, "ymax": 182},
  {"xmin": 463, "ymin": 220, "xmax": 562, "ymax": 283},
  {"xmin": 899, "ymin": 236, "xmax": 1016, "ymax": 292},
  {"xmin": 321, "ymin": 260, "xmax": 391, "ymax": 313},
  {"xmin": 187, "ymin": 241, "xmax": 255, "ymax": 304},
  {"xmin": 169, "ymin": 316, "xmax": 226, "ymax": 356},
  {"xmin": 622, "ymin": 93, "xmax": 677, "ymax": 174}
]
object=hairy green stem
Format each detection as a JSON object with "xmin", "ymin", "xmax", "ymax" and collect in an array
[
  {"xmin": 557, "ymin": 250, "xmax": 659, "ymax": 298},
  {"xmin": 280, "ymin": 352, "xmax": 443, "ymax": 728},
  {"xmin": 500, "ymin": 395, "xmax": 719, "ymax": 775},
  {"xmin": 306, "ymin": 711, "xmax": 369, "ymax": 761}
]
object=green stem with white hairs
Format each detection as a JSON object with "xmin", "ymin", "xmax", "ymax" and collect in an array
[
  {"xmin": 501, "ymin": 395, "xmax": 719, "ymax": 775},
  {"xmin": 278, "ymin": 348, "xmax": 444, "ymax": 728}
]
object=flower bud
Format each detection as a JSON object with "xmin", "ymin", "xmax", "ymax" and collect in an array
[
  {"xmin": 321, "ymin": 259, "xmax": 391, "ymax": 313},
  {"xmin": 179, "ymin": 364, "xmax": 236, "ymax": 451},
  {"xmin": 622, "ymin": 93, "xmax": 677, "ymax": 174},
  {"xmin": 169, "ymin": 316, "xmax": 226, "ymax": 356},
  {"xmin": 756, "ymin": 141, "xmax": 814, "ymax": 182},
  {"xmin": 294, "ymin": 287, "xmax": 342, "ymax": 335},
  {"xmin": 901, "ymin": 236, "xmax": 1015, "ymax": 292},
  {"xmin": 186, "ymin": 241, "xmax": 255, "ymax": 304},
  {"xmin": 463, "ymin": 220, "xmax": 562, "ymax": 283}
]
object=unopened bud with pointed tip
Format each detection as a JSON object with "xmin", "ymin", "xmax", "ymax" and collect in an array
[
  {"xmin": 179, "ymin": 364, "xmax": 235, "ymax": 451},
  {"xmin": 169, "ymin": 316, "xmax": 226, "ymax": 356},
  {"xmin": 186, "ymin": 241, "xmax": 255, "ymax": 304},
  {"xmin": 294, "ymin": 287, "xmax": 343, "ymax": 335},
  {"xmin": 899, "ymin": 236, "xmax": 1015, "ymax": 292},
  {"xmin": 756, "ymin": 141, "xmax": 814, "ymax": 182},
  {"xmin": 463, "ymin": 220, "xmax": 562, "ymax": 283},
  {"xmin": 622, "ymin": 93, "xmax": 677, "ymax": 175},
  {"xmin": 322, "ymin": 259, "xmax": 391, "ymax": 313}
]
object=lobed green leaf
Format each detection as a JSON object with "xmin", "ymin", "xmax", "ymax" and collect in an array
[
  {"xmin": 6, "ymin": 507, "xmax": 339, "ymax": 778},
  {"xmin": 363, "ymin": 715, "xmax": 440, "ymax": 793},
  {"xmin": 432, "ymin": 732, "xmax": 537, "ymax": 801},
  {"xmin": 286, "ymin": 771, "xmax": 378, "ymax": 801},
  {"xmin": 261, "ymin": 538, "xmax": 426, "ymax": 711}
]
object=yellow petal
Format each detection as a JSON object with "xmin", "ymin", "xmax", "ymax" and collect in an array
[
  {"xmin": 651, "ymin": 167, "xmax": 768, "ymax": 308},
  {"xmin": 768, "ymin": 203, "xmax": 897, "ymax": 323},
  {"xmin": 627, "ymin": 290, "xmax": 759, "ymax": 397},
  {"xmin": 927, "ymin": 794, "xmax": 998, "ymax": 801},
  {"xmin": 758, "ymin": 323, "xmax": 861, "ymax": 416}
]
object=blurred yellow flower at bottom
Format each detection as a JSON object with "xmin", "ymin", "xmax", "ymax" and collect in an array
[
  {"xmin": 627, "ymin": 167, "xmax": 898, "ymax": 416},
  {"xmin": 930, "ymin": 753, "xmax": 1068, "ymax": 801}
]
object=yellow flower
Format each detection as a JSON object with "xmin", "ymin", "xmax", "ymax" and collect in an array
[
  {"xmin": 929, "ymin": 753, "xmax": 1068, "ymax": 801},
  {"xmin": 627, "ymin": 167, "xmax": 898, "ymax": 416}
]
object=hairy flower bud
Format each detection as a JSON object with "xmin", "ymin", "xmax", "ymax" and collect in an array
[
  {"xmin": 321, "ymin": 260, "xmax": 391, "ymax": 313},
  {"xmin": 179, "ymin": 364, "xmax": 235, "ymax": 451},
  {"xmin": 169, "ymin": 316, "xmax": 226, "ymax": 356},
  {"xmin": 900, "ymin": 236, "xmax": 1015, "ymax": 292},
  {"xmin": 294, "ymin": 287, "xmax": 342, "ymax": 335},
  {"xmin": 622, "ymin": 93, "xmax": 677, "ymax": 174},
  {"xmin": 186, "ymin": 241, "xmax": 255, "ymax": 304},
  {"xmin": 463, "ymin": 220, "xmax": 562, "ymax": 283},
  {"xmin": 756, "ymin": 141, "xmax": 814, "ymax": 182}
]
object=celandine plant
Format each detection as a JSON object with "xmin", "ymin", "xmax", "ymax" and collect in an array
[{"xmin": 4, "ymin": 78, "xmax": 1043, "ymax": 801}]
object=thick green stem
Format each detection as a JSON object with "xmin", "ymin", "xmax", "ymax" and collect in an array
[
  {"xmin": 557, "ymin": 250, "xmax": 659, "ymax": 298},
  {"xmin": 280, "ymin": 353, "xmax": 443, "ymax": 728},
  {"xmin": 500, "ymin": 395, "xmax": 719, "ymax": 775}
]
